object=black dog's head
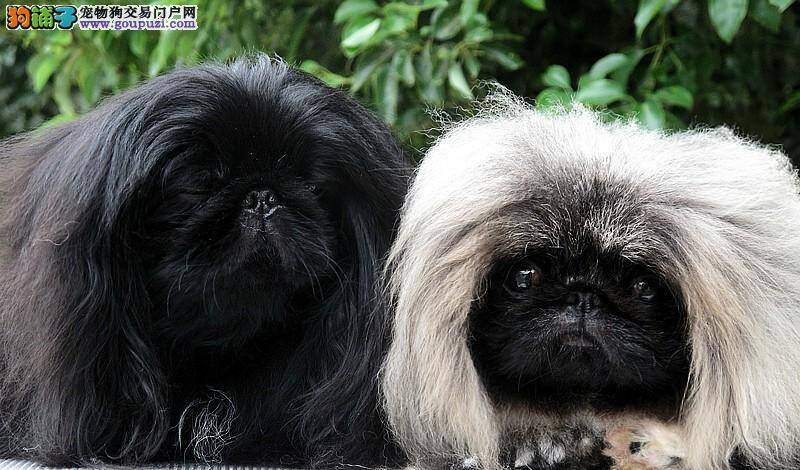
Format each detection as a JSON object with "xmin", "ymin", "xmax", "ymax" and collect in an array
[
  {"xmin": 0, "ymin": 56, "xmax": 407, "ymax": 464},
  {"xmin": 129, "ymin": 61, "xmax": 383, "ymax": 348},
  {"xmin": 32, "ymin": 57, "xmax": 406, "ymax": 349},
  {"xmin": 144, "ymin": 103, "xmax": 337, "ymax": 308}
]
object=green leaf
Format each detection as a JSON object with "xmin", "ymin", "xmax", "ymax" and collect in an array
[
  {"xmin": 149, "ymin": 30, "xmax": 177, "ymax": 76},
  {"xmin": 465, "ymin": 25, "xmax": 493, "ymax": 42},
  {"xmin": 383, "ymin": 2, "xmax": 420, "ymax": 33},
  {"xmin": 53, "ymin": 63, "xmax": 75, "ymax": 116},
  {"xmin": 483, "ymin": 47, "xmax": 524, "ymax": 70},
  {"xmin": 780, "ymin": 91, "xmax": 800, "ymax": 114},
  {"xmin": 662, "ymin": 0, "xmax": 684, "ymax": 14},
  {"xmin": 542, "ymin": 65, "xmax": 572, "ymax": 90},
  {"xmin": 400, "ymin": 51, "xmax": 416, "ymax": 86},
  {"xmin": 431, "ymin": 5, "xmax": 463, "ymax": 40},
  {"xmin": 536, "ymin": 88, "xmax": 572, "ymax": 110},
  {"xmin": 130, "ymin": 32, "xmax": 149, "ymax": 59},
  {"xmin": 351, "ymin": 54, "xmax": 386, "ymax": 92},
  {"xmin": 639, "ymin": 100, "xmax": 666, "ymax": 129},
  {"xmin": 460, "ymin": 0, "xmax": 480, "ymax": 25},
  {"xmin": 300, "ymin": 60, "xmax": 349, "ymax": 88},
  {"xmin": 448, "ymin": 62, "xmax": 474, "ymax": 99},
  {"xmin": 470, "ymin": 12, "xmax": 489, "ymax": 26},
  {"xmin": 575, "ymin": 79, "xmax": 626, "ymax": 106},
  {"xmin": 419, "ymin": 79, "xmax": 444, "ymax": 105},
  {"xmin": 463, "ymin": 50, "xmax": 480, "ymax": 78},
  {"xmin": 610, "ymin": 49, "xmax": 646, "ymax": 85},
  {"xmin": 27, "ymin": 52, "xmax": 66, "ymax": 92},
  {"xmin": 40, "ymin": 113, "xmax": 77, "ymax": 129},
  {"xmin": 50, "ymin": 33, "xmax": 72, "ymax": 46},
  {"xmin": 416, "ymin": 44, "xmax": 434, "ymax": 82},
  {"xmin": 768, "ymin": 0, "xmax": 795, "ymax": 11},
  {"xmin": 750, "ymin": 0, "xmax": 782, "ymax": 32},
  {"xmin": 709, "ymin": 0, "xmax": 749, "ymax": 43},
  {"xmin": 103, "ymin": 64, "xmax": 122, "ymax": 93},
  {"xmin": 421, "ymin": 0, "xmax": 449, "ymax": 9},
  {"xmin": 240, "ymin": 18, "xmax": 259, "ymax": 46},
  {"xmin": 576, "ymin": 74, "xmax": 594, "ymax": 91},
  {"xmin": 342, "ymin": 17, "xmax": 381, "ymax": 49},
  {"xmin": 77, "ymin": 56, "xmax": 100, "ymax": 104},
  {"xmin": 417, "ymin": 45, "xmax": 444, "ymax": 105},
  {"xmin": 634, "ymin": 0, "xmax": 667, "ymax": 38},
  {"xmin": 588, "ymin": 53, "xmax": 629, "ymax": 80},
  {"xmin": 334, "ymin": 0, "xmax": 379, "ymax": 24},
  {"xmin": 521, "ymin": 0, "xmax": 546, "ymax": 10},
  {"xmin": 433, "ymin": 48, "xmax": 450, "ymax": 81},
  {"xmin": 379, "ymin": 64, "xmax": 400, "ymax": 124},
  {"xmin": 176, "ymin": 33, "xmax": 197, "ymax": 62},
  {"xmin": 653, "ymin": 85, "xmax": 694, "ymax": 109}
]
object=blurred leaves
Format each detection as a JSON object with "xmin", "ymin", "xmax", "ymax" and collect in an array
[
  {"xmin": 530, "ymin": 1, "xmax": 796, "ymax": 143},
  {"xmin": 2, "ymin": 0, "xmax": 799, "ymax": 162},
  {"xmin": 635, "ymin": 0, "xmax": 668, "ymax": 38},
  {"xmin": 542, "ymin": 65, "xmax": 572, "ymax": 90},
  {"xmin": 5, "ymin": 0, "xmax": 345, "ymax": 126},
  {"xmin": 709, "ymin": 0, "xmax": 749, "ymax": 43},
  {"xmin": 521, "ymin": 0, "xmax": 546, "ymax": 11},
  {"xmin": 769, "ymin": 0, "xmax": 796, "ymax": 11},
  {"xmin": 331, "ymin": 0, "xmax": 525, "ymax": 140}
]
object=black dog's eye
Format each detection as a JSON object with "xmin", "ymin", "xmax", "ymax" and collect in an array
[
  {"xmin": 193, "ymin": 167, "xmax": 227, "ymax": 190},
  {"xmin": 505, "ymin": 262, "xmax": 544, "ymax": 292},
  {"xmin": 631, "ymin": 277, "xmax": 658, "ymax": 303},
  {"xmin": 296, "ymin": 174, "xmax": 318, "ymax": 193},
  {"xmin": 212, "ymin": 164, "xmax": 228, "ymax": 180}
]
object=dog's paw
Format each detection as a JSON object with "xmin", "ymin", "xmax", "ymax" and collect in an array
[
  {"xmin": 511, "ymin": 429, "xmax": 612, "ymax": 469},
  {"xmin": 604, "ymin": 421, "xmax": 686, "ymax": 470},
  {"xmin": 511, "ymin": 434, "xmax": 572, "ymax": 468},
  {"xmin": 459, "ymin": 456, "xmax": 481, "ymax": 469}
]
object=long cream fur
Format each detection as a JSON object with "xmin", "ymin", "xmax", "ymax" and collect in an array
[{"xmin": 382, "ymin": 91, "xmax": 800, "ymax": 470}]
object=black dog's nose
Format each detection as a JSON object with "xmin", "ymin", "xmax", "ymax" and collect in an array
[
  {"xmin": 564, "ymin": 291, "xmax": 603, "ymax": 311},
  {"xmin": 243, "ymin": 189, "xmax": 280, "ymax": 216}
]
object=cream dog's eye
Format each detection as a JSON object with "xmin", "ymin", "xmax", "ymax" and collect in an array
[{"xmin": 505, "ymin": 262, "xmax": 544, "ymax": 292}]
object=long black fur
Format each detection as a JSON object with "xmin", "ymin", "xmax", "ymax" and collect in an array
[{"xmin": 0, "ymin": 55, "xmax": 408, "ymax": 467}]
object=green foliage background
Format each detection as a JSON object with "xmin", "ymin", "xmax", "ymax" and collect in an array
[{"xmin": 1, "ymin": 0, "xmax": 798, "ymax": 164}]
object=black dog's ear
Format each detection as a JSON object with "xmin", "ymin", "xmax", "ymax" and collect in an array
[
  {"xmin": 288, "ymin": 91, "xmax": 411, "ymax": 465},
  {"xmin": 289, "ymin": 204, "xmax": 401, "ymax": 466},
  {"xmin": 0, "ymin": 100, "xmax": 168, "ymax": 464}
]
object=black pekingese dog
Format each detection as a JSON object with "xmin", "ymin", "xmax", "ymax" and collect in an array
[
  {"xmin": 383, "ymin": 91, "xmax": 800, "ymax": 470},
  {"xmin": 0, "ymin": 55, "xmax": 408, "ymax": 467}
]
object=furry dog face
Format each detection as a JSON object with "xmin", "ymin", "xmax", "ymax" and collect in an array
[
  {"xmin": 0, "ymin": 57, "xmax": 408, "ymax": 466},
  {"xmin": 383, "ymin": 94, "xmax": 800, "ymax": 470},
  {"xmin": 138, "ymin": 84, "xmax": 344, "ymax": 348},
  {"xmin": 469, "ymin": 225, "xmax": 689, "ymax": 407}
]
